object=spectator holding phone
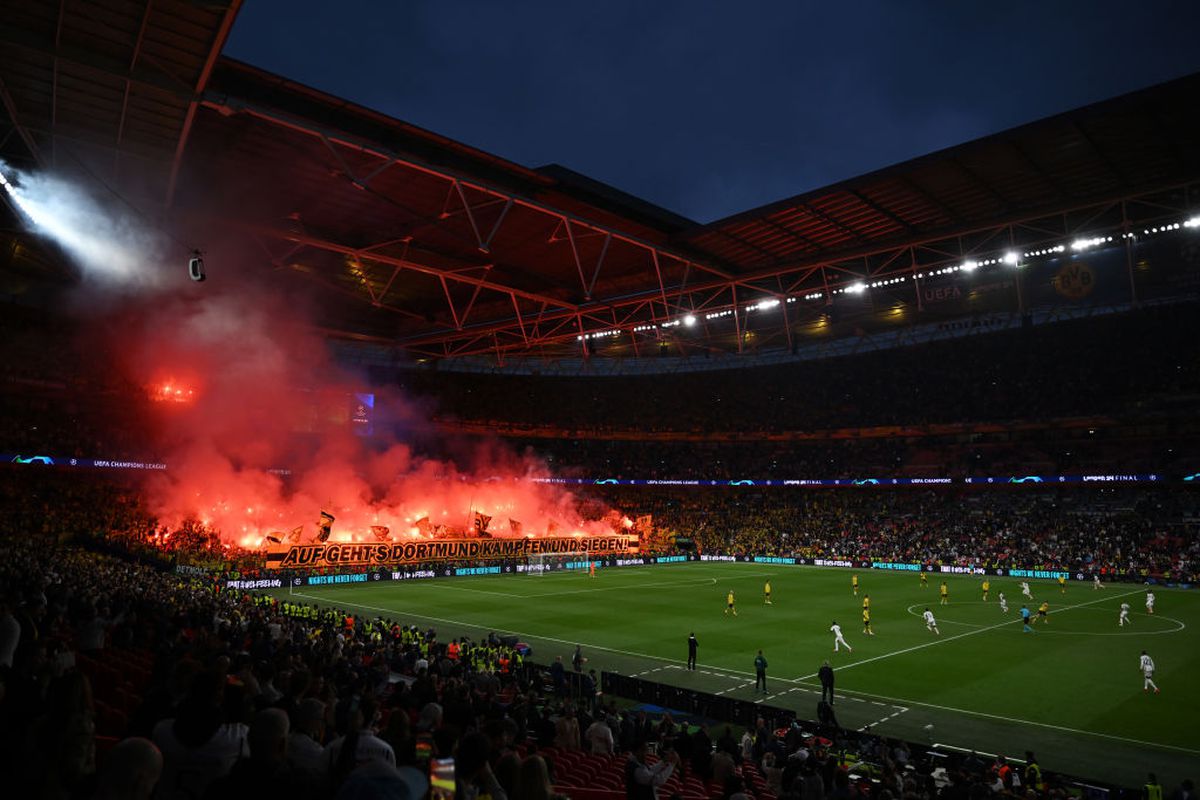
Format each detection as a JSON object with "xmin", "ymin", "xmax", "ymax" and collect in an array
[
  {"xmin": 626, "ymin": 739, "xmax": 678, "ymax": 800},
  {"xmin": 456, "ymin": 731, "xmax": 507, "ymax": 800}
]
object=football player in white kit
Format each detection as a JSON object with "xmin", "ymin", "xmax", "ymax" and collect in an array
[
  {"xmin": 830, "ymin": 621, "xmax": 852, "ymax": 652},
  {"xmin": 998, "ymin": 591, "xmax": 1008, "ymax": 613},
  {"xmin": 922, "ymin": 608, "xmax": 940, "ymax": 636},
  {"xmin": 1139, "ymin": 650, "xmax": 1160, "ymax": 693},
  {"xmin": 1119, "ymin": 602, "xmax": 1131, "ymax": 626},
  {"xmin": 1020, "ymin": 581, "xmax": 1033, "ymax": 600},
  {"xmin": 1145, "ymin": 591, "xmax": 1156, "ymax": 615}
]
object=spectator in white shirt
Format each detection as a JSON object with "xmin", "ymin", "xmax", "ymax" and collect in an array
[
  {"xmin": 585, "ymin": 716, "xmax": 614, "ymax": 754},
  {"xmin": 286, "ymin": 698, "xmax": 327, "ymax": 775},
  {"xmin": 151, "ymin": 676, "xmax": 249, "ymax": 800},
  {"xmin": 625, "ymin": 740, "xmax": 678, "ymax": 800},
  {"xmin": 326, "ymin": 696, "xmax": 396, "ymax": 787}
]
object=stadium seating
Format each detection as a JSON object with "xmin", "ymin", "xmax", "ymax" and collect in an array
[{"xmin": 1, "ymin": 301, "xmax": 1197, "ymax": 799}]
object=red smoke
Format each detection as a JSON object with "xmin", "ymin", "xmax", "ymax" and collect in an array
[{"xmin": 103, "ymin": 282, "xmax": 619, "ymax": 549}]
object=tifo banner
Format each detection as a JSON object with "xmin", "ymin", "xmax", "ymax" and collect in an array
[{"xmin": 265, "ymin": 535, "xmax": 639, "ymax": 569}]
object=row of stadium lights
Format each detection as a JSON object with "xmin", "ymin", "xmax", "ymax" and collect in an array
[
  {"xmin": 578, "ymin": 215, "xmax": 1200, "ymax": 342},
  {"xmin": 588, "ymin": 318, "xmax": 684, "ymax": 340}
]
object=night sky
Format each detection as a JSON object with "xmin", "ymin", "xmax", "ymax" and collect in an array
[{"xmin": 226, "ymin": 1, "xmax": 1200, "ymax": 224}]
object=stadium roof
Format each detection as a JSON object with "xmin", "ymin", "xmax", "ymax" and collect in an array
[
  {"xmin": 1, "ymin": 0, "xmax": 1198, "ymax": 363},
  {"xmin": 685, "ymin": 81, "xmax": 1199, "ymax": 268},
  {"xmin": 0, "ymin": 0, "xmax": 240, "ymax": 201}
]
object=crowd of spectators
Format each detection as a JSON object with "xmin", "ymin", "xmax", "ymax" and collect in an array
[
  {"xmin": 0, "ymin": 468, "xmax": 151, "ymax": 545},
  {"xmin": 2, "ymin": 500, "xmax": 1196, "ymax": 800},
  {"xmin": 1, "ymin": 533, "xmax": 612, "ymax": 800},
  {"xmin": 2, "ymin": 299, "xmax": 1199, "ymax": 798},
  {"xmin": 404, "ymin": 303, "xmax": 1200, "ymax": 434},
  {"xmin": 0, "ymin": 303, "xmax": 160, "ymax": 462},
  {"xmin": 522, "ymin": 435, "xmax": 1195, "ymax": 482},
  {"xmin": 3, "ymin": 299, "xmax": 1198, "ymax": 488},
  {"xmin": 598, "ymin": 487, "xmax": 1200, "ymax": 581},
  {"xmin": 9, "ymin": 462, "xmax": 1197, "ymax": 585}
]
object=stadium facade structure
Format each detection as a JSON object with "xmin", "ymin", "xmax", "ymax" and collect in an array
[{"xmin": 1, "ymin": 0, "xmax": 1198, "ymax": 373}]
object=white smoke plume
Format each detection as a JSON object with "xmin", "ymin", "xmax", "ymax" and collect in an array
[{"xmin": 0, "ymin": 161, "xmax": 168, "ymax": 289}]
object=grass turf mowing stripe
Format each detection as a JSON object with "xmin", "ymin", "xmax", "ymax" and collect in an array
[
  {"xmin": 792, "ymin": 682, "xmax": 1200, "ymax": 756},
  {"xmin": 290, "ymin": 589, "xmax": 716, "ymax": 669},
  {"xmin": 794, "ymin": 587, "xmax": 1145, "ymax": 681},
  {"xmin": 278, "ymin": 563, "xmax": 1198, "ymax": 786}
]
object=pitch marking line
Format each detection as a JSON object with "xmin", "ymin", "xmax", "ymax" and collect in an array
[
  {"xmin": 756, "ymin": 686, "xmax": 907, "ymax": 723},
  {"xmin": 293, "ymin": 586, "xmax": 1142, "ymax": 686},
  {"xmin": 632, "ymin": 665, "xmax": 679, "ymax": 678},
  {"xmin": 421, "ymin": 583, "xmax": 530, "ymax": 599},
  {"xmin": 763, "ymin": 685, "xmax": 825, "ymax": 702},
  {"xmin": 794, "ymin": 682, "xmax": 1200, "ymax": 757},
  {"xmin": 796, "ymin": 587, "xmax": 1144, "ymax": 681},
  {"xmin": 294, "ymin": 584, "xmax": 1176, "ymax": 754},
  {"xmin": 291, "ymin": 591, "xmax": 717, "ymax": 669},
  {"xmin": 453, "ymin": 568, "xmax": 772, "ymax": 599},
  {"xmin": 1029, "ymin": 610, "xmax": 1186, "ymax": 636},
  {"xmin": 903, "ymin": 603, "xmax": 1186, "ymax": 636},
  {"xmin": 905, "ymin": 603, "xmax": 988, "ymax": 628},
  {"xmin": 715, "ymin": 681, "xmax": 756, "ymax": 696},
  {"xmin": 291, "ymin": 568, "xmax": 772, "ymax": 674},
  {"xmin": 858, "ymin": 705, "xmax": 909, "ymax": 732},
  {"xmin": 431, "ymin": 572, "xmax": 765, "ymax": 599},
  {"xmin": 521, "ymin": 574, "xmax": 741, "ymax": 597},
  {"xmin": 293, "ymin": 590, "xmax": 801, "ymax": 682}
]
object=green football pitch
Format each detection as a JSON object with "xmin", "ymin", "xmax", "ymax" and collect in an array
[{"xmin": 270, "ymin": 562, "xmax": 1199, "ymax": 788}]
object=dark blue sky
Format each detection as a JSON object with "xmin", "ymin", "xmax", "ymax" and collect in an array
[{"xmin": 226, "ymin": 1, "xmax": 1200, "ymax": 224}]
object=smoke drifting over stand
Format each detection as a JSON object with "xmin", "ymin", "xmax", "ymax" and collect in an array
[
  {"xmin": 3, "ymin": 164, "xmax": 618, "ymax": 548},
  {"xmin": 127, "ymin": 287, "xmax": 614, "ymax": 546}
]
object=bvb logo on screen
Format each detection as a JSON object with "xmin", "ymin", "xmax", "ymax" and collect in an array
[{"xmin": 1053, "ymin": 262, "xmax": 1096, "ymax": 300}]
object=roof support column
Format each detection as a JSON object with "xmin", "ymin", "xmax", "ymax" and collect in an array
[
  {"xmin": 1122, "ymin": 200, "xmax": 1138, "ymax": 308},
  {"xmin": 910, "ymin": 247, "xmax": 923, "ymax": 313},
  {"xmin": 0, "ymin": 76, "xmax": 42, "ymax": 165},
  {"xmin": 732, "ymin": 284, "xmax": 743, "ymax": 354}
]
